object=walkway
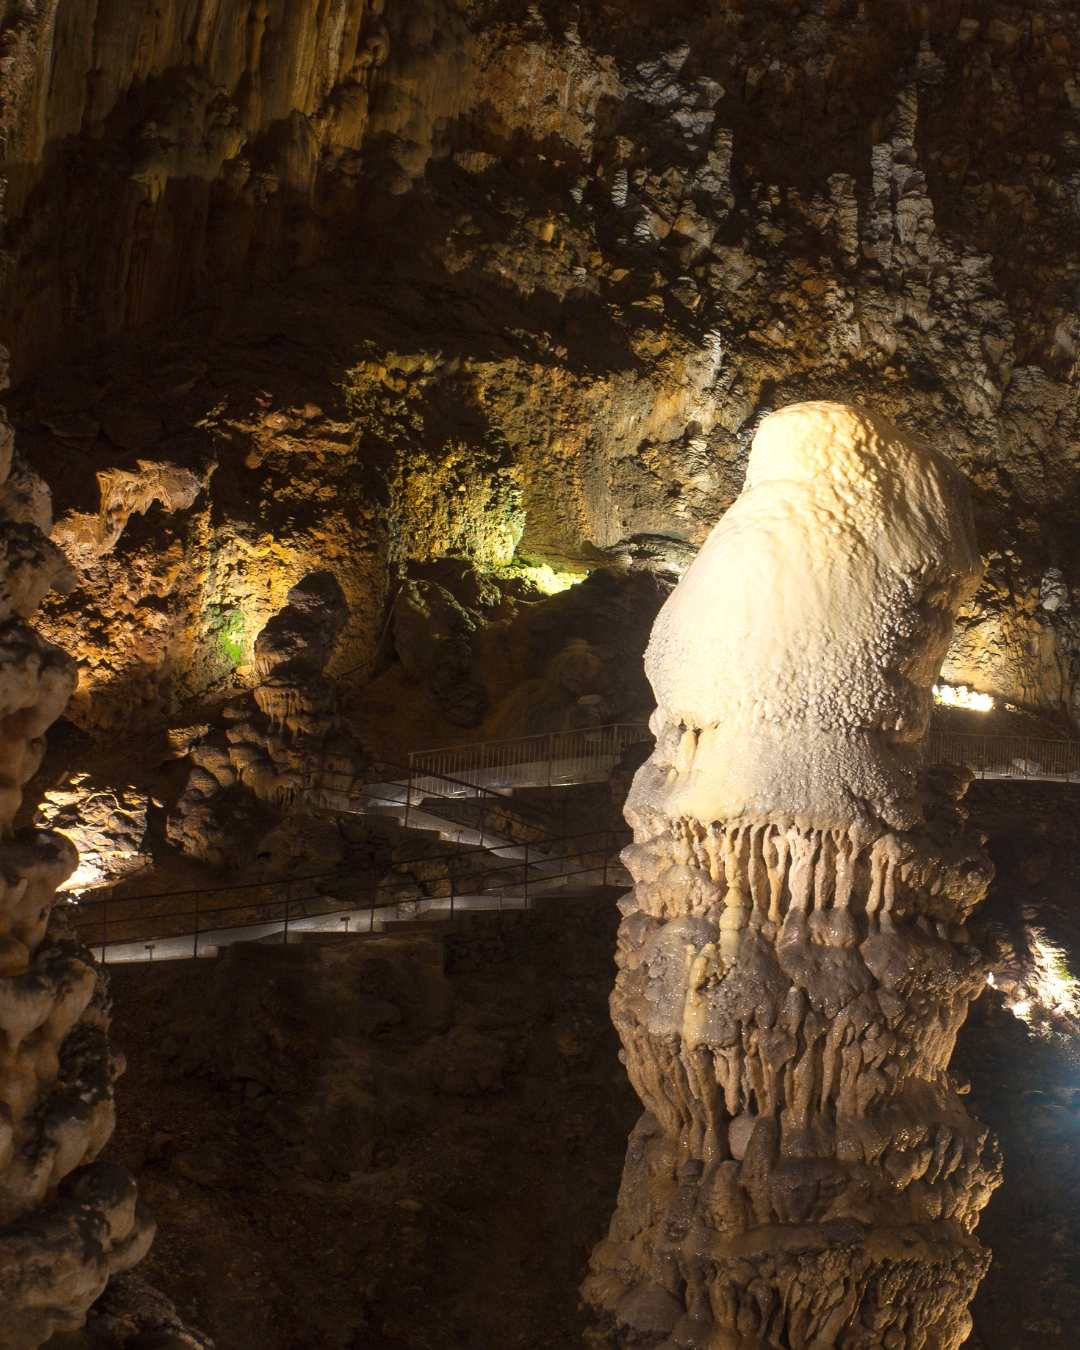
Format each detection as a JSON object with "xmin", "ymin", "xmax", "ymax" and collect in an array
[
  {"xmin": 411, "ymin": 725, "xmax": 1080, "ymax": 790},
  {"xmin": 90, "ymin": 895, "xmax": 534, "ymax": 965},
  {"xmin": 69, "ymin": 723, "xmax": 1080, "ymax": 966},
  {"xmin": 406, "ymin": 723, "xmax": 649, "ymax": 795},
  {"xmin": 928, "ymin": 731, "xmax": 1080, "ymax": 783},
  {"xmin": 73, "ymin": 827, "xmax": 628, "ymax": 965}
]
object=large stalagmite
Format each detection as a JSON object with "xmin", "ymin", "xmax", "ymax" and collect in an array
[
  {"xmin": 585, "ymin": 402, "xmax": 1001, "ymax": 1349},
  {"xmin": 0, "ymin": 349, "xmax": 153, "ymax": 1344}
]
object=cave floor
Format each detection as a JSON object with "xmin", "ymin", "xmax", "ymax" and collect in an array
[
  {"xmin": 103, "ymin": 782, "xmax": 1080, "ymax": 1349},
  {"xmin": 106, "ymin": 894, "xmax": 636, "ymax": 1350}
]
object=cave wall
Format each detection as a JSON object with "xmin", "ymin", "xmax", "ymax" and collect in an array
[{"xmin": 3, "ymin": 0, "xmax": 1080, "ymax": 729}]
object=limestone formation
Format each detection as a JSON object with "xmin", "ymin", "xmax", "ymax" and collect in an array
[
  {"xmin": 585, "ymin": 403, "xmax": 1001, "ymax": 1348},
  {"xmin": 0, "ymin": 352, "xmax": 153, "ymax": 1345},
  {"xmin": 12, "ymin": 6, "xmax": 1080, "ymax": 725},
  {"xmin": 168, "ymin": 571, "xmax": 364, "ymax": 866},
  {"xmin": 393, "ymin": 578, "xmax": 490, "ymax": 728},
  {"xmin": 52, "ymin": 459, "xmax": 210, "ymax": 570},
  {"xmin": 36, "ymin": 773, "xmax": 150, "ymax": 895}
]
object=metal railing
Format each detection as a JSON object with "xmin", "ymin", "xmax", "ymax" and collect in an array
[
  {"xmin": 407, "ymin": 722, "xmax": 650, "ymax": 798},
  {"xmin": 402, "ymin": 724, "xmax": 1080, "ymax": 798},
  {"xmin": 400, "ymin": 724, "xmax": 1080, "ymax": 795},
  {"xmin": 70, "ymin": 727, "xmax": 1080, "ymax": 965},
  {"xmin": 69, "ymin": 827, "xmax": 628, "ymax": 966},
  {"xmin": 307, "ymin": 759, "xmax": 560, "ymax": 844},
  {"xmin": 927, "ymin": 731, "xmax": 1080, "ymax": 781}
]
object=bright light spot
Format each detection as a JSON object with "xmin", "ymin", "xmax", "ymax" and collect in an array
[
  {"xmin": 59, "ymin": 860, "xmax": 108, "ymax": 895},
  {"xmin": 933, "ymin": 682, "xmax": 994, "ymax": 713},
  {"xmin": 1001, "ymin": 929, "xmax": 1080, "ymax": 1036},
  {"xmin": 505, "ymin": 561, "xmax": 586, "ymax": 596},
  {"xmin": 1031, "ymin": 933, "xmax": 1080, "ymax": 1020}
]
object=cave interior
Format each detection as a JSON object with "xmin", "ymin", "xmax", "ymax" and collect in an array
[{"xmin": 1, "ymin": 3, "xmax": 1080, "ymax": 1348}]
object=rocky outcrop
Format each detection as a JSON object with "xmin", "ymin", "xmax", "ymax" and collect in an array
[
  {"xmin": 53, "ymin": 459, "xmax": 211, "ymax": 571},
  {"xmin": 585, "ymin": 404, "xmax": 1001, "ymax": 1347},
  {"xmin": 393, "ymin": 577, "xmax": 490, "ymax": 729},
  {"xmin": 0, "ymin": 349, "xmax": 153, "ymax": 1343},
  {"xmin": 4, "ymin": 3, "xmax": 1080, "ymax": 731},
  {"xmin": 0, "ymin": 8, "xmax": 156, "ymax": 1339},
  {"xmin": 168, "ymin": 570, "xmax": 365, "ymax": 866},
  {"xmin": 79, "ymin": 1272, "xmax": 214, "ymax": 1349},
  {"xmin": 0, "ymin": 0, "xmax": 393, "ymax": 371},
  {"xmin": 36, "ymin": 772, "xmax": 150, "ymax": 895},
  {"xmin": 371, "ymin": 558, "xmax": 669, "ymax": 754}
]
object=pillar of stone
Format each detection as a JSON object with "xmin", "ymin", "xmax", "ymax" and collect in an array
[
  {"xmin": 0, "ymin": 352, "xmax": 153, "ymax": 1347},
  {"xmin": 585, "ymin": 402, "xmax": 1001, "ymax": 1350}
]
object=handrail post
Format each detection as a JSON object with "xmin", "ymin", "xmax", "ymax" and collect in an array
[{"xmin": 283, "ymin": 880, "xmax": 291, "ymax": 946}]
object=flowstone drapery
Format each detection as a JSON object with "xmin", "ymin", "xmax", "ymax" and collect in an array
[
  {"xmin": 585, "ymin": 402, "xmax": 1001, "ymax": 1349},
  {"xmin": 0, "ymin": 352, "xmax": 153, "ymax": 1346}
]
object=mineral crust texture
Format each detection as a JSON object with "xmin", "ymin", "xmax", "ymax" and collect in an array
[
  {"xmin": 0, "ymin": 349, "xmax": 153, "ymax": 1346},
  {"xmin": 584, "ymin": 402, "xmax": 1002, "ymax": 1349},
  {"xmin": 168, "ymin": 571, "xmax": 364, "ymax": 865}
]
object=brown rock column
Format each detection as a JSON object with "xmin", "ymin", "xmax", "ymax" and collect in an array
[
  {"xmin": 0, "ymin": 384, "xmax": 153, "ymax": 1342},
  {"xmin": 1, "ymin": 12, "xmax": 153, "ymax": 1336}
]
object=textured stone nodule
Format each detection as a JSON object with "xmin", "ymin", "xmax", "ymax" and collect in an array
[{"xmin": 585, "ymin": 402, "xmax": 1001, "ymax": 1349}]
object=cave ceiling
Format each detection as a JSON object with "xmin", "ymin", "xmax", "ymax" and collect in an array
[{"xmin": 0, "ymin": 0, "xmax": 1078, "ymax": 723}]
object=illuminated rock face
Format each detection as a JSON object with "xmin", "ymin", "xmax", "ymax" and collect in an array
[
  {"xmin": 0, "ymin": 353, "xmax": 153, "ymax": 1345},
  {"xmin": 585, "ymin": 403, "xmax": 1001, "ymax": 1349},
  {"xmin": 640, "ymin": 400, "xmax": 982, "ymax": 834},
  {"xmin": 168, "ymin": 572, "xmax": 361, "ymax": 866}
]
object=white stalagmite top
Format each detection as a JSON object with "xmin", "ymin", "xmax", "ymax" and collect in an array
[{"xmin": 635, "ymin": 401, "xmax": 981, "ymax": 831}]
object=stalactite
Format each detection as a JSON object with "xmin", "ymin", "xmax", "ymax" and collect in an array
[{"xmin": 585, "ymin": 403, "xmax": 1001, "ymax": 1350}]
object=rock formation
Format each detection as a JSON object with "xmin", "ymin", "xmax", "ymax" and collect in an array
[
  {"xmin": 168, "ymin": 571, "xmax": 363, "ymax": 866},
  {"xmin": 5, "ymin": 6, "xmax": 1080, "ymax": 728},
  {"xmin": 585, "ymin": 403, "xmax": 1002, "ymax": 1348},
  {"xmin": 52, "ymin": 459, "xmax": 210, "ymax": 572},
  {"xmin": 0, "ymin": 351, "xmax": 153, "ymax": 1343},
  {"xmin": 36, "ymin": 773, "xmax": 150, "ymax": 896}
]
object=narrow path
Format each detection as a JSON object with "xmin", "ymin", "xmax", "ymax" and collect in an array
[
  {"xmin": 86, "ymin": 893, "xmax": 538, "ymax": 964},
  {"xmin": 79, "ymin": 728, "xmax": 1071, "ymax": 966}
]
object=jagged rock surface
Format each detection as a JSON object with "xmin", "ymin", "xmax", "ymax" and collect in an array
[
  {"xmin": 585, "ymin": 404, "xmax": 1001, "ymax": 1348},
  {"xmin": 0, "ymin": 9, "xmax": 158, "ymax": 1341},
  {"xmin": 167, "ymin": 570, "xmax": 365, "ymax": 867},
  {"xmin": 4, "ymin": 3, "xmax": 1080, "ymax": 731},
  {"xmin": 0, "ymin": 352, "xmax": 153, "ymax": 1345},
  {"xmin": 35, "ymin": 773, "xmax": 150, "ymax": 895}
]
